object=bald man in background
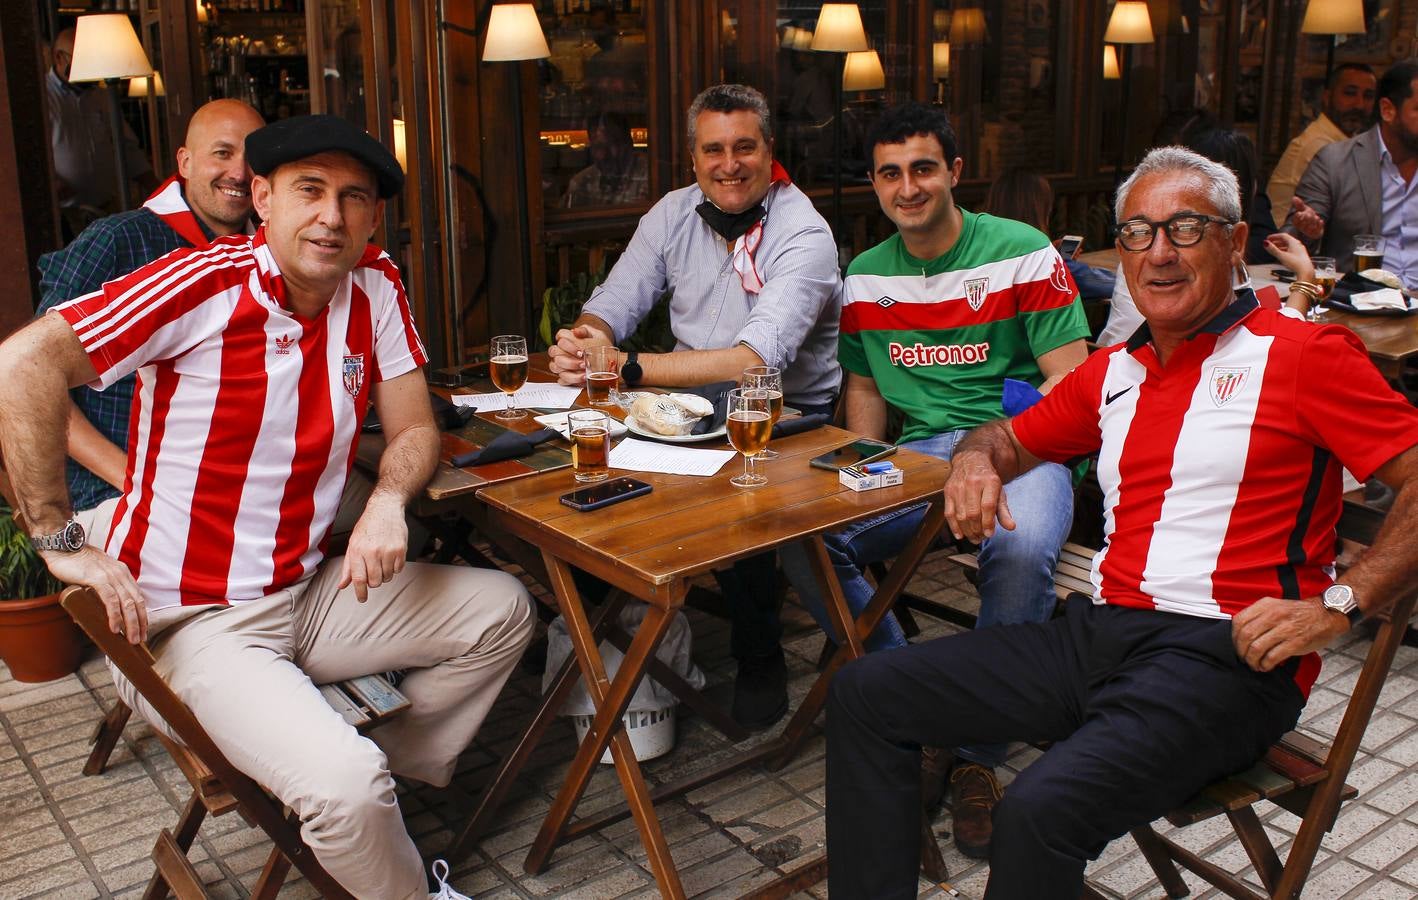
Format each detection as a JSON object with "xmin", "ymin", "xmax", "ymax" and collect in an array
[
  {"xmin": 46, "ymin": 27, "xmax": 159, "ymax": 237},
  {"xmin": 35, "ymin": 99, "xmax": 266, "ymax": 546}
]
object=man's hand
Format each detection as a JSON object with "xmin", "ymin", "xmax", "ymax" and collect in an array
[
  {"xmin": 1289, "ymin": 197, "xmax": 1325, "ymax": 241},
  {"xmin": 43, "ymin": 547, "xmax": 148, "ymax": 643},
  {"xmin": 944, "ymin": 448, "xmax": 1016, "ymax": 542},
  {"xmin": 546, "ymin": 323, "xmax": 612, "ymax": 385},
  {"xmin": 337, "ymin": 494, "xmax": 408, "ymax": 602},
  {"xmin": 1231, "ymin": 596, "xmax": 1349, "ymax": 672}
]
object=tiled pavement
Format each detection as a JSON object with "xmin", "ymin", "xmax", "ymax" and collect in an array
[{"xmin": 3, "ymin": 554, "xmax": 1418, "ymax": 899}]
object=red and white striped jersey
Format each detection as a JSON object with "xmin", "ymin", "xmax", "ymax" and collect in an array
[
  {"xmin": 1014, "ymin": 296, "xmax": 1418, "ymax": 621},
  {"xmin": 55, "ymin": 228, "xmax": 427, "ymax": 610}
]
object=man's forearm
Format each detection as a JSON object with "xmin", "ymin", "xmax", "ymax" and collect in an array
[
  {"xmin": 1341, "ymin": 477, "xmax": 1418, "ymax": 620},
  {"xmin": 0, "ymin": 319, "xmax": 87, "ymax": 529},
  {"xmin": 844, "ymin": 390, "xmax": 887, "ymax": 440},
  {"xmin": 633, "ymin": 344, "xmax": 763, "ymax": 388},
  {"xmin": 67, "ymin": 403, "xmax": 127, "ymax": 489},
  {"xmin": 371, "ymin": 423, "xmax": 439, "ymax": 507},
  {"xmin": 953, "ymin": 419, "xmax": 1026, "ymax": 484}
]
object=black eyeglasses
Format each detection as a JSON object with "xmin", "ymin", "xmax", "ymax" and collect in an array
[{"xmin": 1115, "ymin": 214, "xmax": 1237, "ymax": 251}]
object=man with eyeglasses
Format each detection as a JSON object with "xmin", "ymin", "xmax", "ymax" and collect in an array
[{"xmin": 824, "ymin": 146, "xmax": 1418, "ymax": 899}]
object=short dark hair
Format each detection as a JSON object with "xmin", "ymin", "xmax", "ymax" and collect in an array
[
  {"xmin": 985, "ymin": 168, "xmax": 1052, "ymax": 232},
  {"xmin": 863, "ymin": 102, "xmax": 958, "ymax": 169},
  {"xmin": 1179, "ymin": 115, "xmax": 1260, "ymax": 208},
  {"xmin": 1326, "ymin": 62, "xmax": 1375, "ymax": 91},
  {"xmin": 1378, "ymin": 59, "xmax": 1418, "ymax": 108}
]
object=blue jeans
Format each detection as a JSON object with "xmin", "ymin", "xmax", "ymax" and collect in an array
[{"xmin": 781, "ymin": 429, "xmax": 1074, "ymax": 768}]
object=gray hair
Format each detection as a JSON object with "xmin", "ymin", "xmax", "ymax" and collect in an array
[
  {"xmin": 1114, "ymin": 146, "xmax": 1243, "ymax": 223},
  {"xmin": 687, "ymin": 84, "xmax": 772, "ymax": 146}
]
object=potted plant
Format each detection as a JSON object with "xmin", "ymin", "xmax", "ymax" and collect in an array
[{"xmin": 0, "ymin": 500, "xmax": 84, "ymax": 682}]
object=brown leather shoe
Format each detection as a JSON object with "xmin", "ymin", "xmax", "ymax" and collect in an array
[
  {"xmin": 920, "ymin": 746, "xmax": 954, "ymax": 819},
  {"xmin": 949, "ymin": 762, "xmax": 1002, "ymax": 859}
]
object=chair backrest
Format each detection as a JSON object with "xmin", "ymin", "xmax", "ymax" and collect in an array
[{"xmin": 60, "ymin": 586, "xmax": 355, "ymax": 899}]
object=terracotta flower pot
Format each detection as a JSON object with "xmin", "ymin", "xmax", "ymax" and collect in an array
[{"xmin": 0, "ymin": 592, "xmax": 86, "ymax": 683}]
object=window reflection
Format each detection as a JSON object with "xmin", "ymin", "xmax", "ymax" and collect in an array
[{"xmin": 538, "ymin": 1, "xmax": 651, "ymax": 210}]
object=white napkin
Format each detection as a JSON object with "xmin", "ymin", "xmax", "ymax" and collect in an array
[{"xmin": 1350, "ymin": 288, "xmax": 1409, "ymax": 312}]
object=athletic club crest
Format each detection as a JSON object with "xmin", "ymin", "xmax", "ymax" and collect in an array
[
  {"xmin": 1209, "ymin": 366, "xmax": 1250, "ymax": 407},
  {"xmin": 342, "ymin": 354, "xmax": 365, "ymax": 399},
  {"xmin": 964, "ymin": 277, "xmax": 989, "ymax": 311}
]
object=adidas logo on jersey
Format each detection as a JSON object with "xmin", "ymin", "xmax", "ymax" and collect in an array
[{"xmin": 274, "ymin": 334, "xmax": 295, "ymax": 355}]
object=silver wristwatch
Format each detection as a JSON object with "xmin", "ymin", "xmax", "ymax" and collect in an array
[
  {"xmin": 30, "ymin": 518, "xmax": 85, "ymax": 553},
  {"xmin": 1321, "ymin": 583, "xmax": 1363, "ymax": 626}
]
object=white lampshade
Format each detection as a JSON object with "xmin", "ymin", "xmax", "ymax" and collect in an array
[
  {"xmin": 482, "ymin": 4, "xmax": 550, "ymax": 62},
  {"xmin": 127, "ymin": 71, "xmax": 165, "ymax": 97},
  {"xmin": 933, "ymin": 41, "xmax": 951, "ymax": 79},
  {"xmin": 68, "ymin": 14, "xmax": 153, "ymax": 82},
  {"xmin": 1103, "ymin": 44, "xmax": 1121, "ymax": 79},
  {"xmin": 1301, "ymin": 0, "xmax": 1366, "ymax": 35},
  {"xmin": 392, "ymin": 118, "xmax": 408, "ymax": 172},
  {"xmin": 948, "ymin": 8, "xmax": 987, "ymax": 44},
  {"xmin": 811, "ymin": 3, "xmax": 869, "ymax": 53},
  {"xmin": 1104, "ymin": 1, "xmax": 1155, "ymax": 44},
  {"xmin": 842, "ymin": 50, "xmax": 885, "ymax": 91}
]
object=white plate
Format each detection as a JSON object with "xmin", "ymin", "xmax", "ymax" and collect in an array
[
  {"xmin": 533, "ymin": 411, "xmax": 629, "ymax": 439},
  {"xmin": 624, "ymin": 415, "xmax": 727, "ymax": 443}
]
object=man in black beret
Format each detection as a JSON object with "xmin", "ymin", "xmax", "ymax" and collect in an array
[{"xmin": 0, "ymin": 116, "xmax": 532, "ymax": 899}]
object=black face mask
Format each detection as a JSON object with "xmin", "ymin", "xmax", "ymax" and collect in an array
[{"xmin": 695, "ymin": 200, "xmax": 766, "ymax": 242}]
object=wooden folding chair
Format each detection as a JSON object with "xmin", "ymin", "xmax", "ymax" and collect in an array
[
  {"xmin": 1087, "ymin": 501, "xmax": 1417, "ymax": 900},
  {"xmin": 61, "ymin": 586, "xmax": 408, "ymax": 900}
]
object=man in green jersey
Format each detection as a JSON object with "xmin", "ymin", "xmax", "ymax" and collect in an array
[{"xmin": 781, "ymin": 101, "xmax": 1088, "ymax": 858}]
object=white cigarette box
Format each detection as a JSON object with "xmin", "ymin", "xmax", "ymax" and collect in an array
[{"xmin": 839, "ymin": 466, "xmax": 904, "ymax": 492}]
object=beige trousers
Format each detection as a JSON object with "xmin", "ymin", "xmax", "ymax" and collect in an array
[{"xmin": 113, "ymin": 561, "xmax": 535, "ymax": 899}]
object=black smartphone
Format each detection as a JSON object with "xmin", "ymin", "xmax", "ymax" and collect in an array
[
  {"xmin": 1270, "ymin": 268, "xmax": 1296, "ymax": 283},
  {"xmin": 810, "ymin": 439, "xmax": 896, "ymax": 472},
  {"xmin": 1058, "ymin": 234, "xmax": 1084, "ymax": 258},
  {"xmin": 560, "ymin": 477, "xmax": 653, "ymax": 511}
]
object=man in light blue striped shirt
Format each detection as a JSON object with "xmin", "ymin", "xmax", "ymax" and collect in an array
[{"xmin": 549, "ymin": 84, "xmax": 843, "ymax": 728}]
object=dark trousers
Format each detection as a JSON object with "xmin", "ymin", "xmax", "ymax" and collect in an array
[{"xmin": 826, "ymin": 596, "xmax": 1307, "ymax": 900}]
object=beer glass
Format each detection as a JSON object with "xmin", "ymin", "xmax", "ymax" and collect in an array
[
  {"xmin": 1310, "ymin": 257, "xmax": 1338, "ymax": 322},
  {"xmin": 585, "ymin": 345, "xmax": 620, "ymax": 407},
  {"xmin": 1354, "ymin": 235, "xmax": 1385, "ymax": 274},
  {"xmin": 490, "ymin": 334, "xmax": 529, "ymax": 420},
  {"xmin": 742, "ymin": 365, "xmax": 783, "ymax": 460},
  {"xmin": 568, "ymin": 409, "xmax": 611, "ymax": 482},
  {"xmin": 726, "ymin": 387, "xmax": 772, "ymax": 488}
]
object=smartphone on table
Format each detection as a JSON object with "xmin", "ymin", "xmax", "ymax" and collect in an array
[
  {"xmin": 560, "ymin": 477, "xmax": 653, "ymax": 511},
  {"xmin": 810, "ymin": 439, "xmax": 896, "ymax": 472}
]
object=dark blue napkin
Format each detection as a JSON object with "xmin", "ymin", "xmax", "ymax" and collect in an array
[
  {"xmin": 771, "ymin": 412, "xmax": 829, "ymax": 439},
  {"xmin": 451, "ymin": 427, "xmax": 559, "ymax": 467}
]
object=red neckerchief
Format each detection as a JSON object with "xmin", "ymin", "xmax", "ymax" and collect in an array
[
  {"xmin": 732, "ymin": 161, "xmax": 793, "ymax": 294},
  {"xmin": 141, "ymin": 175, "xmax": 255, "ymax": 249}
]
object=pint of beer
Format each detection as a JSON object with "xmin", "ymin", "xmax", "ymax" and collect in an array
[
  {"xmin": 1354, "ymin": 235, "xmax": 1385, "ymax": 273},
  {"xmin": 586, "ymin": 346, "xmax": 621, "ymax": 406},
  {"xmin": 568, "ymin": 409, "xmax": 611, "ymax": 482}
]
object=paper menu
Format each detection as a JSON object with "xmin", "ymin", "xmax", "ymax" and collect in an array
[
  {"xmin": 609, "ymin": 438, "xmax": 736, "ymax": 476},
  {"xmin": 451, "ymin": 384, "xmax": 584, "ymax": 411}
]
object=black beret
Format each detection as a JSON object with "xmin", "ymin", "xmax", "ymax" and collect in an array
[{"xmin": 245, "ymin": 114, "xmax": 404, "ymax": 199}]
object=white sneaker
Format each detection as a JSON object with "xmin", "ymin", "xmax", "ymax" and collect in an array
[{"xmin": 428, "ymin": 859, "xmax": 472, "ymax": 900}]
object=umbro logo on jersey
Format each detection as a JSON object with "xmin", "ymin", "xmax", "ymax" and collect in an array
[
  {"xmin": 877, "ymin": 295, "xmax": 896, "ymax": 308},
  {"xmin": 1209, "ymin": 366, "xmax": 1251, "ymax": 407},
  {"xmin": 964, "ymin": 277, "xmax": 989, "ymax": 311},
  {"xmin": 1105, "ymin": 386, "xmax": 1133, "ymax": 406},
  {"xmin": 343, "ymin": 354, "xmax": 365, "ymax": 398},
  {"xmin": 274, "ymin": 334, "xmax": 295, "ymax": 355}
]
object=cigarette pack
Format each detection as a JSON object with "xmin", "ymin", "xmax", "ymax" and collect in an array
[{"xmin": 839, "ymin": 464, "xmax": 904, "ymax": 492}]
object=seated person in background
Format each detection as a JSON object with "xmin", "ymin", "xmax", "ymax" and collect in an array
[
  {"xmin": 984, "ymin": 167, "xmax": 1115, "ymax": 300},
  {"xmin": 548, "ymin": 83, "xmax": 842, "ymax": 729},
  {"xmin": 1268, "ymin": 63, "xmax": 1377, "ymax": 228},
  {"xmin": 780, "ymin": 102, "xmax": 1088, "ymax": 859},
  {"xmin": 826, "ymin": 145, "xmax": 1418, "ymax": 900},
  {"xmin": 1287, "ymin": 59, "xmax": 1418, "ymax": 289},
  {"xmin": 562, "ymin": 111, "xmax": 649, "ymax": 208},
  {"xmin": 35, "ymin": 99, "xmax": 265, "ymax": 548},
  {"xmin": 0, "ymin": 115, "xmax": 534, "ymax": 900}
]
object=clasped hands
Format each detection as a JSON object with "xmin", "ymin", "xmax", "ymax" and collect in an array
[{"xmin": 546, "ymin": 323, "xmax": 614, "ymax": 385}]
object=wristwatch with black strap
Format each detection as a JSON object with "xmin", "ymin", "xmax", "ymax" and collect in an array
[
  {"xmin": 30, "ymin": 518, "xmax": 86, "ymax": 553},
  {"xmin": 621, "ymin": 351, "xmax": 644, "ymax": 388},
  {"xmin": 1320, "ymin": 583, "xmax": 1363, "ymax": 626}
]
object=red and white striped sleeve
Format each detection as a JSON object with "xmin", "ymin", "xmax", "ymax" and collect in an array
[{"xmin": 359, "ymin": 247, "xmax": 427, "ymax": 383}]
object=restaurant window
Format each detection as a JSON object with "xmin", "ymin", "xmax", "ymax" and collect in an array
[
  {"xmin": 536, "ymin": 0, "xmax": 652, "ymax": 211},
  {"xmin": 932, "ymin": 1, "xmax": 1070, "ymax": 181}
]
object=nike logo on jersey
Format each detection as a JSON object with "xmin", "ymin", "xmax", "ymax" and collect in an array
[{"xmin": 1105, "ymin": 386, "xmax": 1134, "ymax": 405}]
